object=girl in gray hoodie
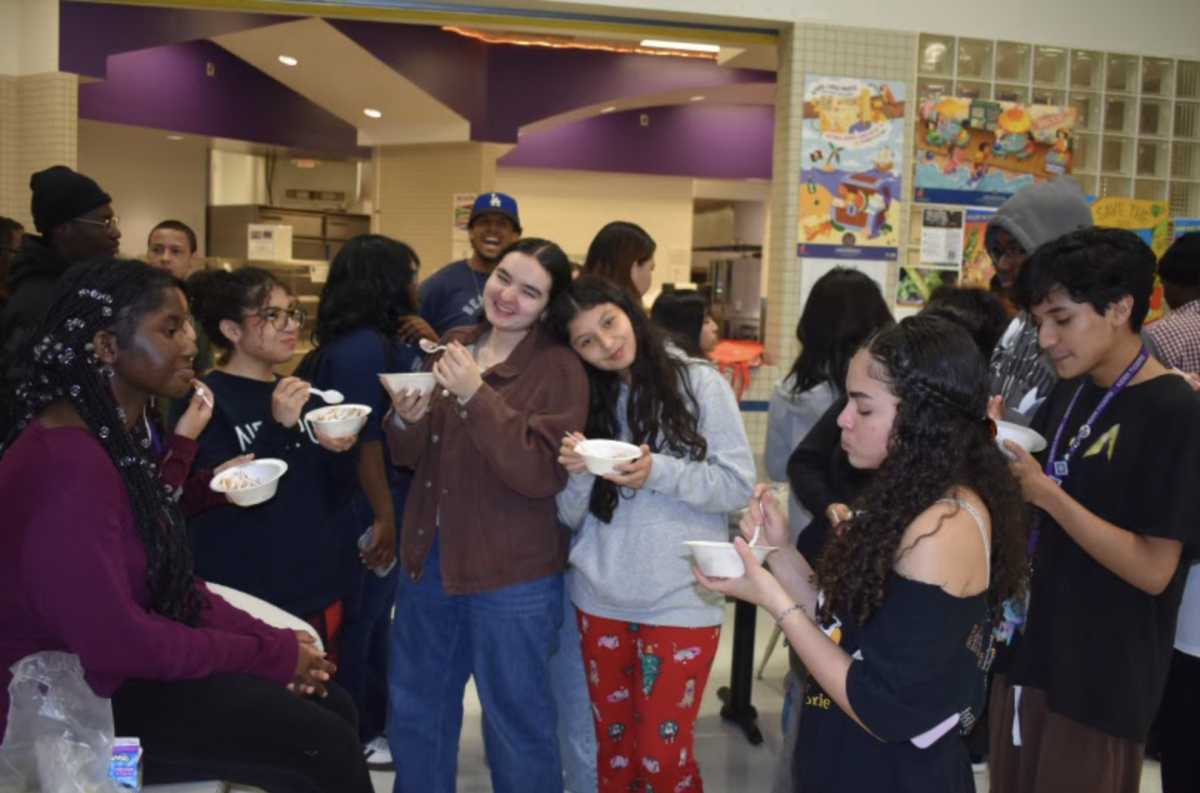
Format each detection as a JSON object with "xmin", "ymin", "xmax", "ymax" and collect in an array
[{"xmin": 550, "ymin": 276, "xmax": 755, "ymax": 793}]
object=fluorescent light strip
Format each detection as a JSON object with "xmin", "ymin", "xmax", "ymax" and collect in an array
[
  {"xmin": 640, "ymin": 39, "xmax": 720, "ymax": 54},
  {"xmin": 278, "ymin": 55, "xmax": 298, "ymax": 66}
]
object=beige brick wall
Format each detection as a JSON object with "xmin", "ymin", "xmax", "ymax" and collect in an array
[
  {"xmin": 0, "ymin": 75, "xmax": 19, "ymax": 223},
  {"xmin": 373, "ymin": 142, "xmax": 510, "ymax": 275}
]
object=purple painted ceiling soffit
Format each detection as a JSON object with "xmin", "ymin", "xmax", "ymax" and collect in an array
[
  {"xmin": 60, "ymin": 1, "xmax": 290, "ymax": 80},
  {"xmin": 331, "ymin": 19, "xmax": 773, "ymax": 143},
  {"xmin": 78, "ymin": 40, "xmax": 368, "ymax": 158},
  {"xmin": 499, "ymin": 104, "xmax": 774, "ymax": 181}
]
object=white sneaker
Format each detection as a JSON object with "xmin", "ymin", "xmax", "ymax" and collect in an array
[{"xmin": 364, "ymin": 735, "xmax": 394, "ymax": 772}]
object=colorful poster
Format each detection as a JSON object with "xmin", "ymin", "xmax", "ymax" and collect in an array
[
  {"xmin": 960, "ymin": 209, "xmax": 996, "ymax": 288},
  {"xmin": 919, "ymin": 208, "xmax": 964, "ymax": 264},
  {"xmin": 1175, "ymin": 219, "xmax": 1200, "ymax": 239},
  {"xmin": 914, "ymin": 97, "xmax": 1077, "ymax": 208},
  {"xmin": 798, "ymin": 76, "xmax": 905, "ymax": 261},
  {"xmin": 1090, "ymin": 197, "xmax": 1170, "ymax": 323},
  {"xmin": 896, "ymin": 266, "xmax": 959, "ymax": 308}
]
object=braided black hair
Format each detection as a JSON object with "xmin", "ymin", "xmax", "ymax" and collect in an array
[{"xmin": 1, "ymin": 259, "xmax": 202, "ymax": 625}]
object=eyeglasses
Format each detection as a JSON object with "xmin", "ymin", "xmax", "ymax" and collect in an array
[
  {"xmin": 989, "ymin": 239, "xmax": 1026, "ymax": 262},
  {"xmin": 74, "ymin": 215, "xmax": 121, "ymax": 232},
  {"xmin": 248, "ymin": 306, "xmax": 307, "ymax": 330}
]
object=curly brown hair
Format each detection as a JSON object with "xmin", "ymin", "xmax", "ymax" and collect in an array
[{"xmin": 816, "ymin": 316, "xmax": 1029, "ymax": 626}]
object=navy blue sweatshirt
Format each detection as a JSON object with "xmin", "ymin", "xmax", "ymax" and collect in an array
[{"xmin": 176, "ymin": 370, "xmax": 354, "ymax": 617}]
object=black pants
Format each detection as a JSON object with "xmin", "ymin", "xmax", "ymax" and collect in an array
[
  {"xmin": 111, "ymin": 675, "xmax": 373, "ymax": 793},
  {"xmin": 1160, "ymin": 650, "xmax": 1200, "ymax": 793}
]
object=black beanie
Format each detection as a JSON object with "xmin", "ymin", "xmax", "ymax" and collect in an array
[{"xmin": 29, "ymin": 165, "xmax": 113, "ymax": 235}]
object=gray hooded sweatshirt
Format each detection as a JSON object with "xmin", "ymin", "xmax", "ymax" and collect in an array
[{"xmin": 986, "ymin": 179, "xmax": 1093, "ymax": 423}]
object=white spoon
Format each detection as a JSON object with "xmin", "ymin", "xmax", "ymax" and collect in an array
[
  {"xmin": 419, "ymin": 339, "xmax": 448, "ymax": 354},
  {"xmin": 564, "ymin": 433, "xmax": 593, "ymax": 456},
  {"xmin": 308, "ymin": 388, "xmax": 345, "ymax": 404}
]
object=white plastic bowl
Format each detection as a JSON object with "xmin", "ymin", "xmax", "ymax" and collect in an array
[
  {"xmin": 685, "ymin": 541, "xmax": 776, "ymax": 578},
  {"xmin": 578, "ymin": 439, "xmax": 642, "ymax": 476},
  {"xmin": 379, "ymin": 372, "xmax": 436, "ymax": 397},
  {"xmin": 210, "ymin": 459, "xmax": 289, "ymax": 507},
  {"xmin": 305, "ymin": 404, "xmax": 372, "ymax": 438},
  {"xmin": 995, "ymin": 420, "xmax": 1047, "ymax": 459}
]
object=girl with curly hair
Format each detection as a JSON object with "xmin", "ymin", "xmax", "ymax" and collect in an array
[{"xmin": 701, "ymin": 315, "xmax": 1028, "ymax": 793}]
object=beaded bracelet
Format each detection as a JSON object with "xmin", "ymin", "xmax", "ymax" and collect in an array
[{"xmin": 776, "ymin": 603, "xmax": 809, "ymax": 626}]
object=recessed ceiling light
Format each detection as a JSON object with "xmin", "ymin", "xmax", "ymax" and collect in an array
[
  {"xmin": 690, "ymin": 95, "xmax": 705, "ymax": 102},
  {"xmin": 600, "ymin": 106, "xmax": 618, "ymax": 114},
  {"xmin": 278, "ymin": 55, "xmax": 298, "ymax": 66},
  {"xmin": 640, "ymin": 39, "xmax": 720, "ymax": 54},
  {"xmin": 167, "ymin": 135, "xmax": 184, "ymax": 141},
  {"xmin": 363, "ymin": 108, "xmax": 382, "ymax": 119}
]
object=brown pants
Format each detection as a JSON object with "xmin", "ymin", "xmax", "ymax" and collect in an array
[{"xmin": 988, "ymin": 675, "xmax": 1145, "ymax": 793}]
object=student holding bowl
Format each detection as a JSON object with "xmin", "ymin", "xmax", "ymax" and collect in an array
[
  {"xmin": 549, "ymin": 276, "xmax": 755, "ymax": 793},
  {"xmin": 383, "ymin": 238, "xmax": 587, "ymax": 793}
]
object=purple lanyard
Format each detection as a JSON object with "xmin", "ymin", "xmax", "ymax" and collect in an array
[{"xmin": 1028, "ymin": 346, "xmax": 1147, "ymax": 555}]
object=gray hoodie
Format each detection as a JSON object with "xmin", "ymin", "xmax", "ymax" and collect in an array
[
  {"xmin": 557, "ymin": 358, "xmax": 756, "ymax": 628},
  {"xmin": 987, "ymin": 179, "xmax": 1093, "ymax": 422}
]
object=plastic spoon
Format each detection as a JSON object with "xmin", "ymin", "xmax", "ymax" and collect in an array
[
  {"xmin": 419, "ymin": 339, "xmax": 449, "ymax": 355},
  {"xmin": 308, "ymin": 388, "xmax": 345, "ymax": 404},
  {"xmin": 194, "ymin": 384, "xmax": 213, "ymax": 409},
  {"xmin": 564, "ymin": 433, "xmax": 593, "ymax": 456}
]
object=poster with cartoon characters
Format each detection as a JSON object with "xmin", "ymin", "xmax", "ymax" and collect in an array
[
  {"xmin": 960, "ymin": 209, "xmax": 996, "ymax": 288},
  {"xmin": 798, "ymin": 76, "xmax": 905, "ymax": 261},
  {"xmin": 913, "ymin": 97, "xmax": 1078, "ymax": 208}
]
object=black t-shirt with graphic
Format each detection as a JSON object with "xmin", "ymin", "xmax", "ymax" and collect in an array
[
  {"xmin": 1010, "ymin": 373, "xmax": 1200, "ymax": 743},
  {"xmin": 796, "ymin": 575, "xmax": 991, "ymax": 792}
]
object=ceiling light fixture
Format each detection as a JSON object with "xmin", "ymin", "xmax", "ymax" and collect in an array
[
  {"xmin": 363, "ymin": 108, "xmax": 383, "ymax": 119},
  {"xmin": 442, "ymin": 27, "xmax": 718, "ymax": 60},
  {"xmin": 167, "ymin": 135, "xmax": 184, "ymax": 141},
  {"xmin": 600, "ymin": 106, "xmax": 618, "ymax": 114},
  {"xmin": 690, "ymin": 95, "xmax": 705, "ymax": 102},
  {"xmin": 640, "ymin": 39, "xmax": 720, "ymax": 54},
  {"xmin": 278, "ymin": 55, "xmax": 298, "ymax": 66}
]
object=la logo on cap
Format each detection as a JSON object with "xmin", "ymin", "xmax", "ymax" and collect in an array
[{"xmin": 489, "ymin": 193, "xmax": 502, "ymax": 207}]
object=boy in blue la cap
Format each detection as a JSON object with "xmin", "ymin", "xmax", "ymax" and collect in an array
[{"xmin": 400, "ymin": 193, "xmax": 522, "ymax": 342}]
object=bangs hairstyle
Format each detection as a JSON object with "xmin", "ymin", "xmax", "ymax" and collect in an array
[
  {"xmin": 3, "ymin": 259, "xmax": 202, "ymax": 625},
  {"xmin": 789, "ymin": 267, "xmax": 893, "ymax": 397},
  {"xmin": 548, "ymin": 276, "xmax": 706, "ymax": 523},
  {"xmin": 314, "ymin": 234, "xmax": 420, "ymax": 347},
  {"xmin": 186, "ymin": 266, "xmax": 291, "ymax": 360},
  {"xmin": 817, "ymin": 316, "xmax": 1028, "ymax": 627},
  {"xmin": 1016, "ymin": 227, "xmax": 1156, "ymax": 332},
  {"xmin": 582, "ymin": 221, "xmax": 656, "ymax": 301}
]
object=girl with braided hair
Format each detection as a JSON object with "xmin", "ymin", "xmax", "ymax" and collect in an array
[
  {"xmin": 0, "ymin": 259, "xmax": 372, "ymax": 793},
  {"xmin": 699, "ymin": 315, "xmax": 1028, "ymax": 793}
]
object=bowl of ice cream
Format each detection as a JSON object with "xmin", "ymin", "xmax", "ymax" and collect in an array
[
  {"xmin": 210, "ymin": 459, "xmax": 289, "ymax": 507},
  {"xmin": 305, "ymin": 404, "xmax": 372, "ymax": 439},
  {"xmin": 379, "ymin": 372, "xmax": 436, "ymax": 398},
  {"xmin": 995, "ymin": 420, "xmax": 1047, "ymax": 459},
  {"xmin": 577, "ymin": 439, "xmax": 643, "ymax": 476},
  {"xmin": 685, "ymin": 541, "xmax": 776, "ymax": 578}
]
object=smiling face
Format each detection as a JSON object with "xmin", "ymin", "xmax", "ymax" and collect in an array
[
  {"xmin": 566, "ymin": 302, "xmax": 638, "ymax": 374},
  {"xmin": 837, "ymin": 349, "xmax": 900, "ymax": 470},
  {"xmin": 148, "ymin": 228, "xmax": 196, "ymax": 281},
  {"xmin": 1029, "ymin": 285, "xmax": 1131, "ymax": 381},
  {"xmin": 109, "ymin": 287, "xmax": 199, "ymax": 401},
  {"xmin": 221, "ymin": 286, "xmax": 302, "ymax": 366},
  {"xmin": 482, "ymin": 252, "xmax": 552, "ymax": 332},
  {"xmin": 469, "ymin": 212, "xmax": 521, "ymax": 268}
]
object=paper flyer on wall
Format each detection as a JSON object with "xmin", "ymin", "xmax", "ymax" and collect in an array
[
  {"xmin": 896, "ymin": 266, "xmax": 959, "ymax": 309},
  {"xmin": 798, "ymin": 75, "xmax": 905, "ymax": 261},
  {"xmin": 799, "ymin": 258, "xmax": 889, "ymax": 313},
  {"xmin": 1090, "ymin": 197, "xmax": 1170, "ymax": 323},
  {"xmin": 919, "ymin": 208, "xmax": 964, "ymax": 265},
  {"xmin": 913, "ymin": 96, "xmax": 1077, "ymax": 208},
  {"xmin": 960, "ymin": 209, "xmax": 996, "ymax": 288}
]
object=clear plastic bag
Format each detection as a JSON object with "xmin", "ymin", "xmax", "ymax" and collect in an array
[{"xmin": 0, "ymin": 652, "xmax": 121, "ymax": 793}]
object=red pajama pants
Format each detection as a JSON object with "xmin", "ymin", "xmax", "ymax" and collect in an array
[{"xmin": 576, "ymin": 609, "xmax": 721, "ymax": 793}]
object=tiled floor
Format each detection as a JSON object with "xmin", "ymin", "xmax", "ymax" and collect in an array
[{"xmin": 364, "ymin": 603, "xmax": 1164, "ymax": 793}]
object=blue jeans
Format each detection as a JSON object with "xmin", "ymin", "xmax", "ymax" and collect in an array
[
  {"xmin": 549, "ymin": 571, "xmax": 598, "ymax": 793},
  {"xmin": 338, "ymin": 501, "xmax": 400, "ymax": 743},
  {"xmin": 388, "ymin": 539, "xmax": 564, "ymax": 793}
]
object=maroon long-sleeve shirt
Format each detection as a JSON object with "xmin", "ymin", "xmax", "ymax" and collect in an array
[{"xmin": 0, "ymin": 422, "xmax": 298, "ymax": 739}]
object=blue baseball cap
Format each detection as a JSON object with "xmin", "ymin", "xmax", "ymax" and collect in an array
[{"xmin": 469, "ymin": 192, "xmax": 521, "ymax": 232}]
